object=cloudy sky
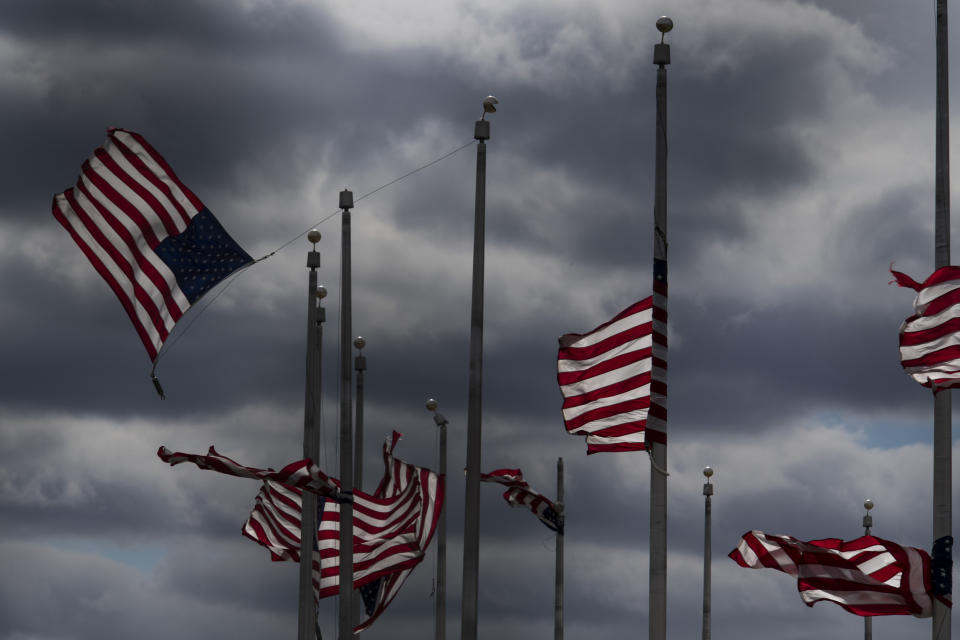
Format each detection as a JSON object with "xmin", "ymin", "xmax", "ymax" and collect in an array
[{"xmin": 2, "ymin": 0, "xmax": 959, "ymax": 638}]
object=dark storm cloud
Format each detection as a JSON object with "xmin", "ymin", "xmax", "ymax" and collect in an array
[{"xmin": 0, "ymin": 1, "xmax": 340, "ymax": 210}]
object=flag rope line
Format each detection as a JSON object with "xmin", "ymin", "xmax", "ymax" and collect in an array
[
  {"xmin": 149, "ymin": 138, "xmax": 475, "ymax": 389},
  {"xmin": 258, "ymin": 138, "xmax": 475, "ymax": 262},
  {"xmin": 647, "ymin": 449, "xmax": 669, "ymax": 475}
]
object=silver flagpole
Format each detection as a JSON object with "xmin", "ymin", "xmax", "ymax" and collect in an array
[
  {"xmin": 555, "ymin": 457, "xmax": 564, "ymax": 640},
  {"xmin": 649, "ymin": 17, "xmax": 672, "ymax": 640},
  {"xmin": 701, "ymin": 467, "xmax": 713, "ymax": 640},
  {"xmin": 427, "ymin": 399, "xmax": 448, "ymax": 640},
  {"xmin": 462, "ymin": 95, "xmax": 498, "ymax": 640},
  {"xmin": 299, "ymin": 230, "xmax": 325, "ymax": 640},
  {"xmin": 933, "ymin": 3, "xmax": 953, "ymax": 640},
  {"xmin": 352, "ymin": 335, "xmax": 366, "ymax": 637},
  {"xmin": 863, "ymin": 499, "xmax": 874, "ymax": 640},
  {"xmin": 338, "ymin": 190, "xmax": 355, "ymax": 640}
]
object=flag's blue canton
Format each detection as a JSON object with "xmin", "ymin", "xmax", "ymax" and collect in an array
[
  {"xmin": 653, "ymin": 258, "xmax": 667, "ymax": 284},
  {"xmin": 932, "ymin": 535, "xmax": 953, "ymax": 598},
  {"xmin": 154, "ymin": 208, "xmax": 253, "ymax": 303},
  {"xmin": 358, "ymin": 578, "xmax": 382, "ymax": 616},
  {"xmin": 542, "ymin": 506, "xmax": 563, "ymax": 535}
]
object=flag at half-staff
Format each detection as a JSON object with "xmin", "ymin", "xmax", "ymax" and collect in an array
[
  {"xmin": 52, "ymin": 128, "xmax": 253, "ymax": 364},
  {"xmin": 481, "ymin": 468, "xmax": 562, "ymax": 534},
  {"xmin": 729, "ymin": 530, "xmax": 951, "ymax": 617},
  {"xmin": 892, "ymin": 266, "xmax": 960, "ymax": 390},
  {"xmin": 556, "ymin": 274, "xmax": 667, "ymax": 454},
  {"xmin": 242, "ymin": 431, "xmax": 443, "ymax": 633}
]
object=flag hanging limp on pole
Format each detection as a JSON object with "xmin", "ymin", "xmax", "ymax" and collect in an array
[
  {"xmin": 52, "ymin": 128, "xmax": 253, "ymax": 362},
  {"xmin": 557, "ymin": 292, "xmax": 667, "ymax": 454},
  {"xmin": 892, "ymin": 265, "xmax": 960, "ymax": 391},
  {"xmin": 241, "ymin": 431, "xmax": 443, "ymax": 633},
  {"xmin": 481, "ymin": 468, "xmax": 563, "ymax": 534},
  {"xmin": 729, "ymin": 530, "xmax": 950, "ymax": 617}
]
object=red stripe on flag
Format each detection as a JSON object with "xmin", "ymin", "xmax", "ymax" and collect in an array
[
  {"xmin": 92, "ymin": 147, "xmax": 186, "ymax": 236},
  {"xmin": 64, "ymin": 186, "xmax": 172, "ymax": 338},
  {"xmin": 557, "ymin": 346, "xmax": 654, "ymax": 386},
  {"xmin": 54, "ymin": 190, "xmax": 165, "ymax": 360},
  {"xmin": 114, "ymin": 128, "xmax": 206, "ymax": 213},
  {"xmin": 560, "ymin": 371, "xmax": 653, "ymax": 409},
  {"xmin": 73, "ymin": 179, "xmax": 184, "ymax": 324},
  {"xmin": 558, "ymin": 323, "xmax": 654, "ymax": 361},
  {"xmin": 108, "ymin": 132, "xmax": 194, "ymax": 226}
]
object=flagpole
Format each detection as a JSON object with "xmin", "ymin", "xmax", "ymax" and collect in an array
[
  {"xmin": 555, "ymin": 457, "xmax": 564, "ymax": 640},
  {"xmin": 863, "ymin": 499, "xmax": 874, "ymax": 640},
  {"xmin": 462, "ymin": 95, "xmax": 498, "ymax": 640},
  {"xmin": 934, "ymin": 4, "xmax": 953, "ymax": 640},
  {"xmin": 299, "ymin": 230, "xmax": 325, "ymax": 640},
  {"xmin": 427, "ymin": 399, "xmax": 448, "ymax": 640},
  {"xmin": 353, "ymin": 337, "xmax": 366, "ymax": 488},
  {"xmin": 352, "ymin": 335, "xmax": 366, "ymax": 637},
  {"xmin": 337, "ymin": 189, "xmax": 355, "ymax": 640},
  {"xmin": 649, "ymin": 17, "xmax": 672, "ymax": 640},
  {"xmin": 701, "ymin": 467, "xmax": 713, "ymax": 640}
]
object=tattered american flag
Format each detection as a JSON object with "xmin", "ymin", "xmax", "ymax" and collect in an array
[
  {"xmin": 730, "ymin": 530, "xmax": 947, "ymax": 617},
  {"xmin": 241, "ymin": 432, "xmax": 443, "ymax": 632},
  {"xmin": 156, "ymin": 445, "xmax": 338, "ymax": 496},
  {"xmin": 52, "ymin": 128, "xmax": 252, "ymax": 361},
  {"xmin": 557, "ymin": 261, "xmax": 667, "ymax": 454},
  {"xmin": 892, "ymin": 266, "xmax": 960, "ymax": 391},
  {"xmin": 480, "ymin": 468, "xmax": 562, "ymax": 534}
]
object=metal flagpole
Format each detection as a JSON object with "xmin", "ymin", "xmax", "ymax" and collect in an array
[
  {"xmin": 701, "ymin": 467, "xmax": 713, "ymax": 640},
  {"xmin": 427, "ymin": 399, "xmax": 448, "ymax": 640},
  {"xmin": 649, "ymin": 17, "xmax": 672, "ymax": 640},
  {"xmin": 337, "ymin": 189, "xmax": 355, "ymax": 640},
  {"xmin": 555, "ymin": 457, "xmax": 564, "ymax": 640},
  {"xmin": 299, "ymin": 230, "xmax": 325, "ymax": 640},
  {"xmin": 933, "ymin": 4, "xmax": 953, "ymax": 640},
  {"xmin": 462, "ymin": 95, "xmax": 498, "ymax": 640},
  {"xmin": 353, "ymin": 337, "xmax": 366, "ymax": 488},
  {"xmin": 863, "ymin": 499, "xmax": 874, "ymax": 640},
  {"xmin": 352, "ymin": 335, "xmax": 366, "ymax": 637}
]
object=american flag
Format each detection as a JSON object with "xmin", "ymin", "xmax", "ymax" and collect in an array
[
  {"xmin": 557, "ymin": 260, "xmax": 667, "ymax": 454},
  {"xmin": 892, "ymin": 266, "xmax": 960, "ymax": 390},
  {"xmin": 156, "ymin": 445, "xmax": 339, "ymax": 496},
  {"xmin": 52, "ymin": 129, "xmax": 252, "ymax": 361},
  {"xmin": 730, "ymin": 530, "xmax": 947, "ymax": 617},
  {"xmin": 480, "ymin": 468, "xmax": 562, "ymax": 534},
  {"xmin": 241, "ymin": 432, "xmax": 443, "ymax": 632}
]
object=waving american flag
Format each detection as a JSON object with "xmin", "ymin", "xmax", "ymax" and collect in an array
[
  {"xmin": 730, "ymin": 530, "xmax": 947, "ymax": 617},
  {"xmin": 557, "ymin": 267, "xmax": 667, "ymax": 454},
  {"xmin": 53, "ymin": 129, "xmax": 252, "ymax": 362}
]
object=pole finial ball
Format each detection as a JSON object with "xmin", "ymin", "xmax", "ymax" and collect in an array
[
  {"xmin": 353, "ymin": 335, "xmax": 366, "ymax": 350},
  {"xmin": 702, "ymin": 466, "xmax": 714, "ymax": 478},
  {"xmin": 426, "ymin": 398, "xmax": 438, "ymax": 411},
  {"xmin": 317, "ymin": 285, "xmax": 327, "ymax": 299},
  {"xmin": 307, "ymin": 229, "xmax": 321, "ymax": 244},
  {"xmin": 864, "ymin": 498, "xmax": 874, "ymax": 511},
  {"xmin": 656, "ymin": 17, "xmax": 674, "ymax": 33}
]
